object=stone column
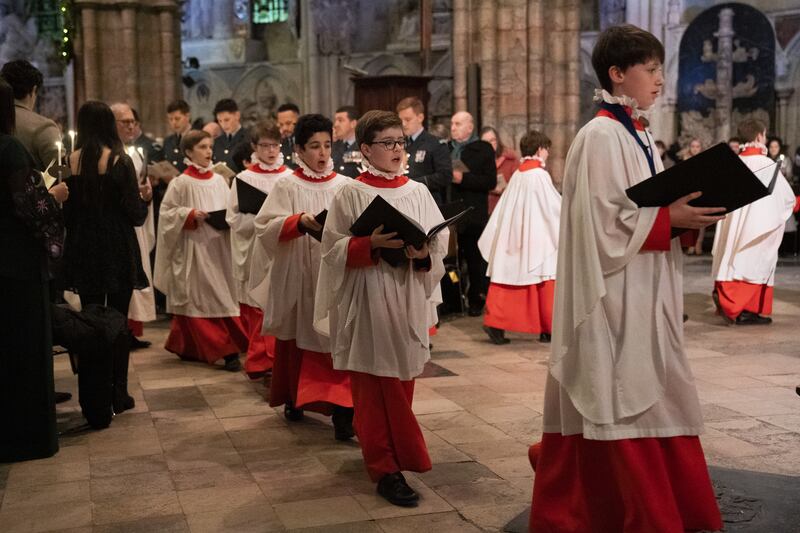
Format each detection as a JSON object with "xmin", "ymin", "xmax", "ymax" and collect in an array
[
  {"xmin": 714, "ymin": 7, "xmax": 735, "ymax": 142},
  {"xmin": 527, "ymin": 0, "xmax": 545, "ymax": 127},
  {"xmin": 80, "ymin": 7, "xmax": 99, "ymax": 100},
  {"xmin": 478, "ymin": 0, "xmax": 497, "ymax": 129},
  {"xmin": 776, "ymin": 88, "xmax": 795, "ymax": 141},
  {"xmin": 452, "ymin": 0, "xmax": 469, "ymax": 112},
  {"xmin": 160, "ymin": 9, "xmax": 177, "ymax": 106},
  {"xmin": 120, "ymin": 7, "xmax": 139, "ymax": 107}
]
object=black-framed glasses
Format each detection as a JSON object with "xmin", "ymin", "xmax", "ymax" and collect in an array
[
  {"xmin": 369, "ymin": 139, "xmax": 408, "ymax": 151},
  {"xmin": 256, "ymin": 142, "xmax": 281, "ymax": 149}
]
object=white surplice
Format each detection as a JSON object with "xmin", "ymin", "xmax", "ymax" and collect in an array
[
  {"xmin": 544, "ymin": 110, "xmax": 704, "ymax": 440},
  {"xmin": 226, "ymin": 166, "xmax": 293, "ymax": 307},
  {"xmin": 128, "ymin": 149, "xmax": 156, "ymax": 323},
  {"xmin": 478, "ymin": 162, "xmax": 561, "ymax": 285},
  {"xmin": 153, "ymin": 171, "xmax": 240, "ymax": 317},
  {"xmin": 711, "ymin": 152, "xmax": 795, "ymax": 286},
  {"xmin": 249, "ymin": 171, "xmax": 348, "ymax": 353},
  {"xmin": 313, "ymin": 178, "xmax": 448, "ymax": 380}
]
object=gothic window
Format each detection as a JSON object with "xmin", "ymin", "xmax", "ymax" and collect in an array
[{"xmin": 253, "ymin": 0, "xmax": 289, "ymax": 24}]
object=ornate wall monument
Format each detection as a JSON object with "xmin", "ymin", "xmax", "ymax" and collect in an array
[
  {"xmin": 72, "ymin": 0, "xmax": 182, "ymax": 137},
  {"xmin": 452, "ymin": 0, "xmax": 581, "ymax": 185}
]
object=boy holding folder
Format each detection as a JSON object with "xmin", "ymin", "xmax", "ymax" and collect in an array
[
  {"xmin": 528, "ymin": 25, "xmax": 723, "ymax": 532},
  {"xmin": 314, "ymin": 110, "xmax": 447, "ymax": 507}
]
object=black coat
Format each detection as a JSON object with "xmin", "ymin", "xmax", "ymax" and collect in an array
[
  {"xmin": 161, "ymin": 132, "xmax": 188, "ymax": 172},
  {"xmin": 406, "ymin": 130, "xmax": 453, "ymax": 205},
  {"xmin": 450, "ymin": 139, "xmax": 497, "ymax": 228},
  {"xmin": 213, "ymin": 128, "xmax": 249, "ymax": 172},
  {"xmin": 331, "ymin": 139, "xmax": 362, "ymax": 178},
  {"xmin": 280, "ymin": 137, "xmax": 298, "ymax": 169}
]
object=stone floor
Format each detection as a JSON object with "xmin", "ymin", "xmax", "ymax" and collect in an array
[{"xmin": 1, "ymin": 256, "xmax": 798, "ymax": 532}]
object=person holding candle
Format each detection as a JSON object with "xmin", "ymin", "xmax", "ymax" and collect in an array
[
  {"xmin": 154, "ymin": 130, "xmax": 248, "ymax": 371},
  {"xmin": 63, "ymin": 100, "xmax": 149, "ymax": 414},
  {"xmin": 1, "ymin": 60, "xmax": 62, "ymax": 172}
]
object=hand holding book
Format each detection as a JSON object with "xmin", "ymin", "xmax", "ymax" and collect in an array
[{"xmin": 667, "ymin": 191, "xmax": 726, "ymax": 230}]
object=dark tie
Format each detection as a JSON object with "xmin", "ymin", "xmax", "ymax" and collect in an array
[{"xmin": 228, "ymin": 134, "xmax": 233, "ymax": 143}]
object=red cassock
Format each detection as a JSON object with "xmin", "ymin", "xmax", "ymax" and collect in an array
[
  {"xmin": 483, "ymin": 281, "xmax": 554, "ymax": 334},
  {"xmin": 714, "ymin": 280, "xmax": 773, "ymax": 320},
  {"xmin": 128, "ymin": 319, "xmax": 144, "ymax": 338},
  {"xmin": 165, "ymin": 315, "xmax": 248, "ymax": 364},
  {"xmin": 239, "ymin": 303, "xmax": 276, "ymax": 375}
]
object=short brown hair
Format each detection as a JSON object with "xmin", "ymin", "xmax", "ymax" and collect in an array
[
  {"xmin": 396, "ymin": 96, "xmax": 424, "ymax": 115},
  {"xmin": 592, "ymin": 24, "xmax": 665, "ymax": 93},
  {"xmin": 180, "ymin": 129, "xmax": 212, "ymax": 156},
  {"xmin": 167, "ymin": 99, "xmax": 190, "ymax": 114},
  {"xmin": 737, "ymin": 118, "xmax": 767, "ymax": 143},
  {"xmin": 356, "ymin": 110, "xmax": 403, "ymax": 147},
  {"xmin": 519, "ymin": 130, "xmax": 551, "ymax": 157},
  {"xmin": 250, "ymin": 120, "xmax": 281, "ymax": 144}
]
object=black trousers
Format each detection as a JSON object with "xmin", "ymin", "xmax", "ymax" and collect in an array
[
  {"xmin": 457, "ymin": 225, "xmax": 488, "ymax": 308},
  {"xmin": 80, "ymin": 286, "xmax": 133, "ymax": 320}
]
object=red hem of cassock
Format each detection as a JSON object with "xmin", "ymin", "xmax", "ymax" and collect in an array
[
  {"xmin": 483, "ymin": 281, "xmax": 554, "ymax": 334},
  {"xmin": 349, "ymin": 371, "xmax": 432, "ymax": 482},
  {"xmin": 528, "ymin": 433, "xmax": 722, "ymax": 533},
  {"xmin": 268, "ymin": 339, "xmax": 352, "ymax": 414},
  {"xmin": 165, "ymin": 315, "xmax": 248, "ymax": 364},
  {"xmin": 715, "ymin": 281, "xmax": 773, "ymax": 319},
  {"xmin": 239, "ymin": 304, "xmax": 276, "ymax": 374},
  {"xmin": 128, "ymin": 319, "xmax": 143, "ymax": 337},
  {"xmin": 680, "ymin": 229, "xmax": 699, "ymax": 247}
]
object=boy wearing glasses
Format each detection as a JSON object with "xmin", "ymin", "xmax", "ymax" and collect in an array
[
  {"xmin": 250, "ymin": 114, "xmax": 354, "ymax": 440},
  {"xmin": 528, "ymin": 25, "xmax": 722, "ymax": 532},
  {"xmin": 314, "ymin": 110, "xmax": 447, "ymax": 507},
  {"xmin": 226, "ymin": 121, "xmax": 293, "ymax": 379}
]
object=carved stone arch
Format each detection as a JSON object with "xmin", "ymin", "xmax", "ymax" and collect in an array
[
  {"xmin": 232, "ymin": 64, "xmax": 302, "ymax": 127},
  {"xmin": 362, "ymin": 54, "xmax": 418, "ymax": 76}
]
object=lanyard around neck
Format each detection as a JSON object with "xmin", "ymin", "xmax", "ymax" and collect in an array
[{"xmin": 599, "ymin": 101, "xmax": 655, "ymax": 176}]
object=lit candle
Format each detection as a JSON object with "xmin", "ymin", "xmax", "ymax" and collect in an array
[
  {"xmin": 68, "ymin": 130, "xmax": 76, "ymax": 153},
  {"xmin": 56, "ymin": 141, "xmax": 62, "ymax": 166}
]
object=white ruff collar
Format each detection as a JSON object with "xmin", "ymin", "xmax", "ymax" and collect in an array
[
  {"xmin": 251, "ymin": 152, "xmax": 285, "ymax": 171},
  {"xmin": 184, "ymin": 157, "xmax": 213, "ymax": 173},
  {"xmin": 364, "ymin": 161, "xmax": 404, "ymax": 180},
  {"xmin": 295, "ymin": 155, "xmax": 334, "ymax": 179},
  {"xmin": 593, "ymin": 88, "xmax": 649, "ymax": 120},
  {"xmin": 520, "ymin": 155, "xmax": 546, "ymax": 168},
  {"xmin": 740, "ymin": 141, "xmax": 767, "ymax": 155}
]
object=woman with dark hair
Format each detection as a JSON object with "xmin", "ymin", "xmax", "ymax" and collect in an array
[
  {"xmin": 481, "ymin": 126, "xmax": 519, "ymax": 214},
  {"xmin": 64, "ymin": 100, "xmax": 148, "ymax": 413},
  {"xmin": 0, "ymin": 78, "xmax": 65, "ymax": 461}
]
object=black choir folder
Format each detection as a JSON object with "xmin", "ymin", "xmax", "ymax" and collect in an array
[
  {"xmin": 306, "ymin": 210, "xmax": 328, "ymax": 242},
  {"xmin": 205, "ymin": 210, "xmax": 230, "ymax": 230},
  {"xmin": 625, "ymin": 142, "xmax": 771, "ymax": 215},
  {"xmin": 350, "ymin": 196, "xmax": 473, "ymax": 267},
  {"xmin": 236, "ymin": 178, "xmax": 268, "ymax": 215}
]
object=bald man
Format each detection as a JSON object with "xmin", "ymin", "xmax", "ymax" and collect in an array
[{"xmin": 449, "ymin": 111, "xmax": 497, "ymax": 316}]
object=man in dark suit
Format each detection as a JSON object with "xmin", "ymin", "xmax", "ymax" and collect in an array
[
  {"xmin": 212, "ymin": 98, "xmax": 248, "ymax": 172},
  {"xmin": 277, "ymin": 102, "xmax": 300, "ymax": 169},
  {"xmin": 449, "ymin": 111, "xmax": 497, "ymax": 316},
  {"xmin": 331, "ymin": 105, "xmax": 362, "ymax": 177},
  {"xmin": 131, "ymin": 108, "xmax": 162, "ymax": 163},
  {"xmin": 161, "ymin": 99, "xmax": 193, "ymax": 172},
  {"xmin": 397, "ymin": 97, "xmax": 452, "ymax": 205}
]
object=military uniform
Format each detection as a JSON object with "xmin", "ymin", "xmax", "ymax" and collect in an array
[
  {"xmin": 331, "ymin": 139, "xmax": 362, "ymax": 178},
  {"xmin": 405, "ymin": 129, "xmax": 453, "ymax": 206},
  {"xmin": 280, "ymin": 137, "xmax": 298, "ymax": 169},
  {"xmin": 213, "ymin": 128, "xmax": 249, "ymax": 172},
  {"xmin": 161, "ymin": 132, "xmax": 188, "ymax": 173}
]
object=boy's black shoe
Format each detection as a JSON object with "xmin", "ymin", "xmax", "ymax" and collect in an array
[
  {"xmin": 284, "ymin": 400, "xmax": 304, "ymax": 422},
  {"xmin": 223, "ymin": 354, "xmax": 242, "ymax": 372},
  {"xmin": 712, "ymin": 290, "xmax": 734, "ymax": 325},
  {"xmin": 467, "ymin": 305, "xmax": 483, "ymax": 317},
  {"xmin": 377, "ymin": 472, "xmax": 419, "ymax": 507},
  {"xmin": 483, "ymin": 326, "xmax": 510, "ymax": 345},
  {"xmin": 735, "ymin": 311, "xmax": 772, "ymax": 325},
  {"xmin": 55, "ymin": 391, "xmax": 73, "ymax": 404},
  {"xmin": 332, "ymin": 406, "xmax": 355, "ymax": 441},
  {"xmin": 539, "ymin": 333, "xmax": 551, "ymax": 343}
]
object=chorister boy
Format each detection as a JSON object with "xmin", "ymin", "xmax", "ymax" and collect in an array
[
  {"xmin": 154, "ymin": 130, "xmax": 248, "ymax": 371},
  {"xmin": 711, "ymin": 118, "xmax": 796, "ymax": 325},
  {"xmin": 226, "ymin": 121, "xmax": 293, "ymax": 379},
  {"xmin": 478, "ymin": 130, "xmax": 560, "ymax": 345},
  {"xmin": 249, "ymin": 114, "xmax": 354, "ymax": 439},
  {"xmin": 528, "ymin": 25, "xmax": 723, "ymax": 532},
  {"xmin": 314, "ymin": 110, "xmax": 447, "ymax": 507}
]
